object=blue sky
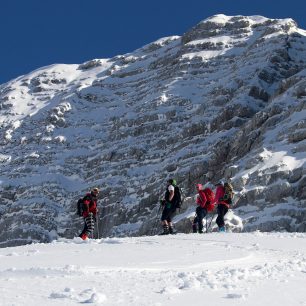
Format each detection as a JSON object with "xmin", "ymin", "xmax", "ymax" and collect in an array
[{"xmin": 1, "ymin": 0, "xmax": 305, "ymax": 84}]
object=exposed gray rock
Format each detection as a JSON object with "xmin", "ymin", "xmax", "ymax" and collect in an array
[
  {"xmin": 0, "ymin": 15, "xmax": 306, "ymax": 246},
  {"xmin": 78, "ymin": 59, "xmax": 102, "ymax": 70}
]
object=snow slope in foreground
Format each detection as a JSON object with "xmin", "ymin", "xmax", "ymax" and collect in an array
[{"xmin": 0, "ymin": 233, "xmax": 306, "ymax": 306}]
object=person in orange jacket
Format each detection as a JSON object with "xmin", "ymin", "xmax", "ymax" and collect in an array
[{"xmin": 79, "ymin": 187, "xmax": 99, "ymax": 240}]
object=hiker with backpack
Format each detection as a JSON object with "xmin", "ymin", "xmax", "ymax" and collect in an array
[
  {"xmin": 160, "ymin": 179, "xmax": 181, "ymax": 235},
  {"xmin": 192, "ymin": 183, "xmax": 215, "ymax": 233},
  {"xmin": 78, "ymin": 187, "xmax": 99, "ymax": 240},
  {"xmin": 215, "ymin": 181, "xmax": 234, "ymax": 232}
]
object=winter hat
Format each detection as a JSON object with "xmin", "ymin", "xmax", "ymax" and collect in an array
[
  {"xmin": 168, "ymin": 179, "xmax": 177, "ymax": 186},
  {"xmin": 204, "ymin": 182, "xmax": 213, "ymax": 189},
  {"xmin": 91, "ymin": 187, "xmax": 100, "ymax": 194},
  {"xmin": 196, "ymin": 183, "xmax": 203, "ymax": 190},
  {"xmin": 215, "ymin": 180, "xmax": 224, "ymax": 186}
]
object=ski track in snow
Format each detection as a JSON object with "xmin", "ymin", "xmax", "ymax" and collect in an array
[{"xmin": 0, "ymin": 233, "xmax": 305, "ymax": 305}]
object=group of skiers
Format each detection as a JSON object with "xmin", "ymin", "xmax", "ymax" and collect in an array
[
  {"xmin": 77, "ymin": 179, "xmax": 234, "ymax": 240},
  {"xmin": 159, "ymin": 179, "xmax": 234, "ymax": 235}
]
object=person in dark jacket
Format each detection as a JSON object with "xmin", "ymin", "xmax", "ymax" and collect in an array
[
  {"xmin": 215, "ymin": 181, "xmax": 229, "ymax": 232},
  {"xmin": 79, "ymin": 187, "xmax": 99, "ymax": 240},
  {"xmin": 160, "ymin": 179, "xmax": 180, "ymax": 235}
]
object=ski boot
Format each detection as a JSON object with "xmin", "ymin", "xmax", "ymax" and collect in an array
[
  {"xmin": 219, "ymin": 226, "xmax": 226, "ymax": 232},
  {"xmin": 159, "ymin": 225, "xmax": 170, "ymax": 235},
  {"xmin": 80, "ymin": 233, "xmax": 88, "ymax": 240},
  {"xmin": 169, "ymin": 226, "xmax": 176, "ymax": 235}
]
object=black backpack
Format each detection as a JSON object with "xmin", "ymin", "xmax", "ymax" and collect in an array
[
  {"xmin": 77, "ymin": 193, "xmax": 97, "ymax": 216},
  {"xmin": 173, "ymin": 186, "xmax": 183, "ymax": 209},
  {"xmin": 77, "ymin": 198, "xmax": 84, "ymax": 217}
]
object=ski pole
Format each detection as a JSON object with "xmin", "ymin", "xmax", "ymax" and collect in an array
[
  {"xmin": 154, "ymin": 204, "xmax": 162, "ymax": 235},
  {"xmin": 90, "ymin": 213, "xmax": 94, "ymax": 239},
  {"xmin": 205, "ymin": 214, "xmax": 208, "ymax": 233},
  {"xmin": 179, "ymin": 187, "xmax": 186, "ymax": 211},
  {"xmin": 152, "ymin": 203, "xmax": 162, "ymax": 235},
  {"xmin": 96, "ymin": 214, "xmax": 100, "ymax": 239},
  {"xmin": 207, "ymin": 213, "xmax": 216, "ymax": 232},
  {"xmin": 192, "ymin": 213, "xmax": 197, "ymax": 233}
]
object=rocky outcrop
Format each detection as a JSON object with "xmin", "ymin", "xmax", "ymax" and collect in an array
[{"xmin": 0, "ymin": 15, "xmax": 306, "ymax": 246}]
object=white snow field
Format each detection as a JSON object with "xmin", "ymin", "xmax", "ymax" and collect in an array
[{"xmin": 0, "ymin": 232, "xmax": 305, "ymax": 305}]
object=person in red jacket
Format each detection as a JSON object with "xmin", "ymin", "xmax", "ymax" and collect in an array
[
  {"xmin": 215, "ymin": 181, "xmax": 229, "ymax": 232},
  {"xmin": 192, "ymin": 183, "xmax": 214, "ymax": 233},
  {"xmin": 79, "ymin": 187, "xmax": 99, "ymax": 240}
]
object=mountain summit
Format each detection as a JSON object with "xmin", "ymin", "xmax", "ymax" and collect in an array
[{"xmin": 0, "ymin": 15, "xmax": 305, "ymax": 246}]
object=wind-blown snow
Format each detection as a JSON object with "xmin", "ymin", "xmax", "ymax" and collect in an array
[{"xmin": 0, "ymin": 233, "xmax": 305, "ymax": 305}]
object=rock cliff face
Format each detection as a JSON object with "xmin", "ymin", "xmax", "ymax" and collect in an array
[{"xmin": 0, "ymin": 15, "xmax": 306, "ymax": 246}]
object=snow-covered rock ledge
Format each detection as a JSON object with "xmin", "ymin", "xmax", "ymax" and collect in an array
[{"xmin": 0, "ymin": 14, "xmax": 306, "ymax": 245}]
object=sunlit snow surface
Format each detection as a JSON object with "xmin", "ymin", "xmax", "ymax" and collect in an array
[{"xmin": 0, "ymin": 232, "xmax": 305, "ymax": 305}]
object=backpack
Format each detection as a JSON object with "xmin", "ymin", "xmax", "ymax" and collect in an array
[
  {"xmin": 77, "ymin": 198, "xmax": 84, "ymax": 217},
  {"xmin": 223, "ymin": 182, "xmax": 234, "ymax": 205},
  {"xmin": 203, "ymin": 187, "xmax": 214, "ymax": 203},
  {"xmin": 173, "ymin": 186, "xmax": 183, "ymax": 209},
  {"xmin": 203, "ymin": 187, "xmax": 215, "ymax": 212}
]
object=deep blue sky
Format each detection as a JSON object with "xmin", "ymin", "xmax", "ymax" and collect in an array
[{"xmin": 1, "ymin": 0, "xmax": 305, "ymax": 84}]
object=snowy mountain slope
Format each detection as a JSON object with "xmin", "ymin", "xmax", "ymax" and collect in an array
[
  {"xmin": 0, "ymin": 15, "xmax": 306, "ymax": 246},
  {"xmin": 0, "ymin": 233, "xmax": 306, "ymax": 306}
]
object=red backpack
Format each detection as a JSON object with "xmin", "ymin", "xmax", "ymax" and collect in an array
[{"xmin": 203, "ymin": 188, "xmax": 215, "ymax": 212}]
